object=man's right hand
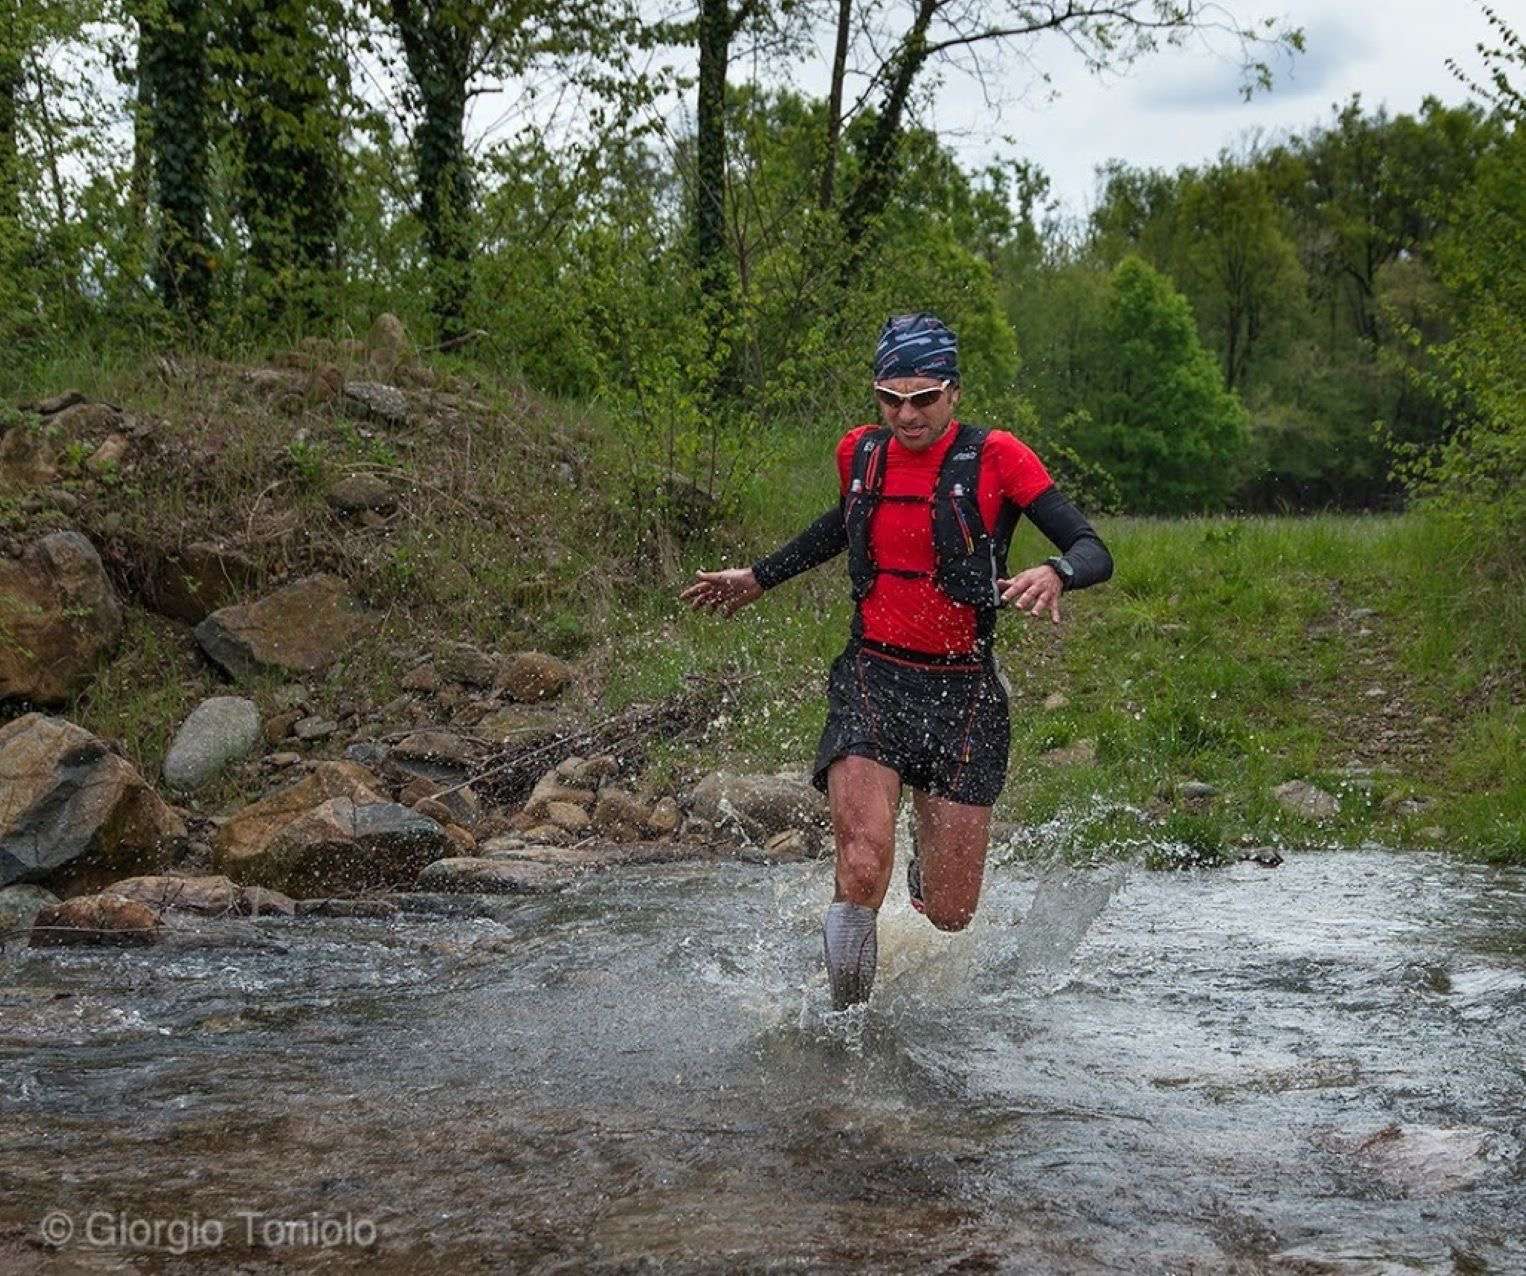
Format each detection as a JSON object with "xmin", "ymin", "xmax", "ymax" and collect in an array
[{"xmin": 681, "ymin": 568, "xmax": 763, "ymax": 617}]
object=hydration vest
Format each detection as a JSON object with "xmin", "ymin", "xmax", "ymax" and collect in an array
[{"xmin": 843, "ymin": 423, "xmax": 1020, "ymax": 649}]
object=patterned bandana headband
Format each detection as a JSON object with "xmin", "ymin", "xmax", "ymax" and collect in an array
[{"xmin": 873, "ymin": 312, "xmax": 959, "ymax": 384}]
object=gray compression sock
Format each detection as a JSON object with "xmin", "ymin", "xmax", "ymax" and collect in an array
[{"xmin": 823, "ymin": 901, "xmax": 878, "ymax": 1011}]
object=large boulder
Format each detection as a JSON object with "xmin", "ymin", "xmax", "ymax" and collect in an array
[
  {"xmin": 163, "ymin": 696, "xmax": 262, "ymax": 791},
  {"xmin": 0, "ymin": 531, "xmax": 123, "ymax": 704},
  {"xmin": 0, "ymin": 714, "xmax": 185, "ymax": 890},
  {"xmin": 30, "ymin": 893, "xmax": 161, "ymax": 947},
  {"xmin": 194, "ymin": 574, "xmax": 376, "ymax": 681},
  {"xmin": 690, "ymin": 771, "xmax": 830, "ymax": 841},
  {"xmin": 213, "ymin": 760, "xmax": 449, "ymax": 896}
]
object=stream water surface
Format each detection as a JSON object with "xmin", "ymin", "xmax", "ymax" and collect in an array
[{"xmin": 2, "ymin": 848, "xmax": 1524, "ymax": 1273}]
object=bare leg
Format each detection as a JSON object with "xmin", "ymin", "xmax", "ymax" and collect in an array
[
  {"xmin": 822, "ymin": 756, "xmax": 901, "ymax": 1008},
  {"xmin": 827, "ymin": 755, "xmax": 901, "ymax": 907},
  {"xmin": 910, "ymin": 791, "xmax": 991, "ymax": 932}
]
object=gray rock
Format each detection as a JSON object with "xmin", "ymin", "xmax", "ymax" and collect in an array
[
  {"xmin": 690, "ymin": 771, "xmax": 829, "ymax": 841},
  {"xmin": 342, "ymin": 381, "xmax": 408, "ymax": 427},
  {"xmin": 1042, "ymin": 691, "xmax": 1069, "ymax": 711},
  {"xmin": 1180, "ymin": 781, "xmax": 1218, "ymax": 800},
  {"xmin": 1272, "ymin": 779, "xmax": 1339, "ymax": 821},
  {"xmin": 163, "ymin": 697, "xmax": 262, "ymax": 791},
  {"xmin": 415, "ymin": 856, "xmax": 572, "ymax": 895},
  {"xmin": 366, "ymin": 312, "xmax": 414, "ymax": 371},
  {"xmin": 475, "ymin": 703, "xmax": 561, "ymax": 747},
  {"xmin": 0, "ymin": 884, "xmax": 60, "ymax": 937}
]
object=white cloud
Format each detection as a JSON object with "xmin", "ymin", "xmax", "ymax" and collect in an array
[{"xmin": 928, "ymin": 0, "xmax": 1497, "ymax": 214}]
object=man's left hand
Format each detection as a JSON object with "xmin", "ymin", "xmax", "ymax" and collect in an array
[{"xmin": 998, "ymin": 566, "xmax": 1063, "ymax": 624}]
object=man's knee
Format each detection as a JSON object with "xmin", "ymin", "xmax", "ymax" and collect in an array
[{"xmin": 835, "ymin": 830, "xmax": 891, "ymax": 902}]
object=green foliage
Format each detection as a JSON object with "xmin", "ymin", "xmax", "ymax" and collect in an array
[
  {"xmin": 1393, "ymin": 7, "xmax": 1525, "ymax": 575},
  {"xmin": 1073, "ymin": 256, "xmax": 1250, "ymax": 513}
]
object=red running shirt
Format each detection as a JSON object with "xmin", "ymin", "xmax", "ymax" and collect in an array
[{"xmin": 836, "ymin": 422, "xmax": 1054, "ymax": 655}]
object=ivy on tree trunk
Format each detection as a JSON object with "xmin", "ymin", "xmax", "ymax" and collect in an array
[
  {"xmin": 391, "ymin": 0, "xmax": 475, "ymax": 342},
  {"xmin": 139, "ymin": 0, "xmax": 213, "ymax": 324}
]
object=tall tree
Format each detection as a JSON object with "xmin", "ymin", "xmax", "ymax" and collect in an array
[
  {"xmin": 1175, "ymin": 159, "xmax": 1303, "ymax": 391},
  {"xmin": 1081, "ymin": 255, "xmax": 1249, "ymax": 513},
  {"xmin": 836, "ymin": 1, "xmax": 1301, "ymax": 276},
  {"xmin": 219, "ymin": 0, "xmax": 348, "ymax": 318},
  {"xmin": 138, "ymin": 0, "xmax": 214, "ymax": 323},
  {"xmin": 0, "ymin": 36, "xmax": 21, "ymax": 236},
  {"xmin": 374, "ymin": 0, "xmax": 621, "ymax": 339},
  {"xmin": 818, "ymin": 0, "xmax": 851, "ymax": 209}
]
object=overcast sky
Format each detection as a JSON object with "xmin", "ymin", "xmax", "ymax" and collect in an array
[{"xmin": 883, "ymin": 0, "xmax": 1500, "ymax": 216}]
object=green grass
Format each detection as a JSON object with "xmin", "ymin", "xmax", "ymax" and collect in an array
[{"xmin": 4, "ymin": 347, "xmax": 1519, "ymax": 859}]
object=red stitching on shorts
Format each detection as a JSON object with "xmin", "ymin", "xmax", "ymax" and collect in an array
[{"xmin": 948, "ymin": 668, "xmax": 988, "ymax": 795}]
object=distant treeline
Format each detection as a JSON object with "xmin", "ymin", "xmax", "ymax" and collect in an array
[{"xmin": 0, "ymin": 2, "xmax": 1519, "ymax": 535}]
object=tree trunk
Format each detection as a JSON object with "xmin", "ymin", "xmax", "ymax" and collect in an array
[
  {"xmin": 393, "ymin": 1, "xmax": 474, "ymax": 341},
  {"xmin": 227, "ymin": 0, "xmax": 346, "ymax": 319},
  {"xmin": 0, "ymin": 44, "xmax": 20, "ymax": 229},
  {"xmin": 837, "ymin": 0, "xmax": 936, "ymax": 269},
  {"xmin": 125, "ymin": 33, "xmax": 152, "ymax": 270},
  {"xmin": 139, "ymin": 0, "xmax": 213, "ymax": 323},
  {"xmin": 818, "ymin": 0, "xmax": 851, "ymax": 210},
  {"xmin": 693, "ymin": 0, "xmax": 731, "ymax": 286}
]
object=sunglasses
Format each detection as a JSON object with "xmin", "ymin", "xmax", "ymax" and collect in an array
[{"xmin": 873, "ymin": 380, "xmax": 950, "ymax": 410}]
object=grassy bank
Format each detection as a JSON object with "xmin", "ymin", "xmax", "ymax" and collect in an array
[{"xmin": 4, "ymin": 347, "xmax": 1520, "ymax": 860}]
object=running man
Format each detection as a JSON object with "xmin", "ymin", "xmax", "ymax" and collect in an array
[{"xmin": 682, "ymin": 313, "xmax": 1113, "ymax": 1010}]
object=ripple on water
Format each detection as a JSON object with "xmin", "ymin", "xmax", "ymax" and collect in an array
[{"xmin": 2, "ymin": 847, "xmax": 1524, "ymax": 1271}]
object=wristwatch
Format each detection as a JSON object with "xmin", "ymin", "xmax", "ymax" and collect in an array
[{"xmin": 1045, "ymin": 555, "xmax": 1076, "ymax": 591}]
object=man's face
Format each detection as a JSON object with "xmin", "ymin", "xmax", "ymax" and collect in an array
[{"xmin": 874, "ymin": 376, "xmax": 960, "ymax": 451}]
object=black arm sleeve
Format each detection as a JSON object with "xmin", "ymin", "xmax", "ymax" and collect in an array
[
  {"xmin": 751, "ymin": 505, "xmax": 847, "ymax": 591},
  {"xmin": 1022, "ymin": 486, "xmax": 1113, "ymax": 591}
]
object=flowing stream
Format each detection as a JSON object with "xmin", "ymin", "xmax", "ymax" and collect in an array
[{"xmin": 2, "ymin": 848, "xmax": 1524, "ymax": 1272}]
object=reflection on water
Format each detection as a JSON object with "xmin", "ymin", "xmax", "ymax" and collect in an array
[{"xmin": 2, "ymin": 849, "xmax": 1525, "ymax": 1272}]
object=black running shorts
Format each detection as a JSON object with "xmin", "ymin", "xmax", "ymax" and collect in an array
[{"xmin": 811, "ymin": 641, "xmax": 1011, "ymax": 807}]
